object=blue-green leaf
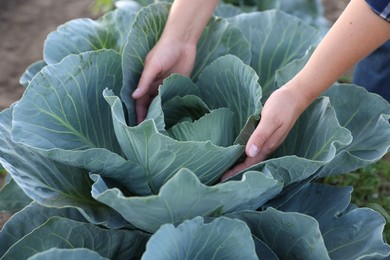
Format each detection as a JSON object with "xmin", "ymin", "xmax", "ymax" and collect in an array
[
  {"xmin": 11, "ymin": 50, "xmax": 145, "ymax": 192},
  {"xmin": 0, "ymin": 177, "xmax": 32, "ymax": 213},
  {"xmin": 142, "ymin": 216, "xmax": 258, "ymax": 260},
  {"xmin": 168, "ymin": 108, "xmax": 235, "ymax": 146},
  {"xmin": 19, "ymin": 60, "xmax": 47, "ymax": 87},
  {"xmin": 214, "ymin": 2, "xmax": 242, "ymax": 18},
  {"xmin": 91, "ymin": 168, "xmax": 282, "ymax": 233},
  {"xmin": 28, "ymin": 248, "xmax": 108, "ymax": 260},
  {"xmin": 121, "ymin": 2, "xmax": 251, "ymax": 125},
  {"xmin": 319, "ymin": 84, "xmax": 390, "ymax": 176},
  {"xmin": 0, "ymin": 108, "xmax": 128, "ymax": 228},
  {"xmin": 2, "ymin": 217, "xmax": 148, "ymax": 260},
  {"xmin": 279, "ymin": 183, "xmax": 390, "ymax": 259},
  {"xmin": 227, "ymin": 208, "xmax": 330, "ymax": 259},
  {"xmin": 44, "ymin": 6, "xmax": 139, "ymax": 64},
  {"xmin": 275, "ymin": 50, "xmax": 390, "ymax": 176},
  {"xmin": 104, "ymin": 92, "xmax": 243, "ymax": 193},
  {"xmin": 0, "ymin": 202, "xmax": 86, "ymax": 256},
  {"xmin": 229, "ymin": 97, "xmax": 351, "ymax": 187},
  {"xmin": 197, "ymin": 55, "xmax": 262, "ymax": 136},
  {"xmin": 228, "ymin": 10, "xmax": 321, "ymax": 101}
]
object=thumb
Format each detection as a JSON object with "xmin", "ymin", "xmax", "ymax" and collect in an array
[
  {"xmin": 245, "ymin": 118, "xmax": 280, "ymax": 158},
  {"xmin": 132, "ymin": 60, "xmax": 160, "ymax": 99}
]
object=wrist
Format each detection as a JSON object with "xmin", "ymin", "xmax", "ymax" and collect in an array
[
  {"xmin": 162, "ymin": 0, "xmax": 218, "ymax": 45},
  {"xmin": 281, "ymin": 76, "xmax": 317, "ymax": 113}
]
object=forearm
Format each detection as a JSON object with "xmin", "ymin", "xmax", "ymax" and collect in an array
[
  {"xmin": 287, "ymin": 0, "xmax": 390, "ymax": 104},
  {"xmin": 162, "ymin": 0, "xmax": 219, "ymax": 44}
]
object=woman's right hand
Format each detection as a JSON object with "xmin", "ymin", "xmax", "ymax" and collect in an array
[{"xmin": 132, "ymin": 35, "xmax": 197, "ymax": 124}]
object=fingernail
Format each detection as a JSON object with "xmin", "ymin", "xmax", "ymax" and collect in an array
[
  {"xmin": 132, "ymin": 89, "xmax": 140, "ymax": 97},
  {"xmin": 247, "ymin": 144, "xmax": 259, "ymax": 158}
]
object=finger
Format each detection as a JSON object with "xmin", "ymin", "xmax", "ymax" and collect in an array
[
  {"xmin": 135, "ymin": 95, "xmax": 150, "ymax": 124},
  {"xmin": 245, "ymin": 116, "xmax": 282, "ymax": 158},
  {"xmin": 221, "ymin": 156, "xmax": 261, "ymax": 181},
  {"xmin": 132, "ymin": 59, "xmax": 161, "ymax": 99}
]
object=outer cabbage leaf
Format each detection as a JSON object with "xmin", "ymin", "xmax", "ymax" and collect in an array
[
  {"xmin": 19, "ymin": 60, "xmax": 47, "ymax": 87},
  {"xmin": 275, "ymin": 97, "xmax": 352, "ymax": 161},
  {"xmin": 43, "ymin": 6, "xmax": 140, "ymax": 64},
  {"xmin": 227, "ymin": 208, "xmax": 330, "ymax": 259},
  {"xmin": 141, "ymin": 216, "xmax": 258, "ymax": 260},
  {"xmin": 227, "ymin": 10, "xmax": 321, "ymax": 101},
  {"xmin": 0, "ymin": 108, "xmax": 128, "ymax": 228},
  {"xmin": 121, "ymin": 2, "xmax": 251, "ymax": 125},
  {"xmin": 13, "ymin": 50, "xmax": 122, "ymax": 153},
  {"xmin": 319, "ymin": 84, "xmax": 390, "ymax": 176},
  {"xmin": 228, "ymin": 97, "xmax": 352, "ymax": 187},
  {"xmin": 11, "ymin": 50, "xmax": 151, "ymax": 194},
  {"xmin": 221, "ymin": 0, "xmax": 329, "ymax": 31},
  {"xmin": 1, "ymin": 217, "xmax": 149, "ymax": 260},
  {"xmin": 279, "ymin": 183, "xmax": 390, "ymax": 259},
  {"xmin": 0, "ymin": 177, "xmax": 32, "ymax": 213},
  {"xmin": 91, "ymin": 168, "xmax": 282, "ymax": 233},
  {"xmin": 28, "ymin": 248, "xmax": 108, "ymax": 260},
  {"xmin": 0, "ymin": 202, "xmax": 87, "ymax": 256},
  {"xmin": 214, "ymin": 2, "xmax": 242, "ymax": 18},
  {"xmin": 275, "ymin": 50, "xmax": 390, "ymax": 176}
]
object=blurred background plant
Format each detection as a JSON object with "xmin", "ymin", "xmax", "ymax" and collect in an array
[{"xmin": 92, "ymin": 0, "xmax": 115, "ymax": 14}]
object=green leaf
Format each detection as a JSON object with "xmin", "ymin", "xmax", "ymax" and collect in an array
[
  {"xmin": 279, "ymin": 183, "xmax": 390, "ymax": 259},
  {"xmin": 319, "ymin": 84, "xmax": 390, "ymax": 176},
  {"xmin": 227, "ymin": 208, "xmax": 330, "ymax": 259},
  {"xmin": 275, "ymin": 51, "xmax": 390, "ymax": 176},
  {"xmin": 28, "ymin": 248, "xmax": 108, "ymax": 260},
  {"xmin": 11, "ymin": 50, "xmax": 145, "ymax": 192},
  {"xmin": 168, "ymin": 108, "xmax": 235, "ymax": 147},
  {"xmin": 121, "ymin": 2, "xmax": 171, "ymax": 125},
  {"xmin": 142, "ymin": 216, "xmax": 258, "ymax": 260},
  {"xmin": 146, "ymin": 74, "xmax": 205, "ymax": 131},
  {"xmin": 0, "ymin": 202, "xmax": 87, "ymax": 256},
  {"xmin": 0, "ymin": 177, "xmax": 32, "ymax": 213},
  {"xmin": 227, "ymin": 10, "xmax": 321, "ymax": 101},
  {"xmin": 19, "ymin": 60, "xmax": 47, "ymax": 87},
  {"xmin": 44, "ymin": 6, "xmax": 139, "ymax": 64},
  {"xmin": 0, "ymin": 108, "xmax": 128, "ymax": 228},
  {"xmin": 214, "ymin": 2, "xmax": 242, "ymax": 18},
  {"xmin": 91, "ymin": 168, "xmax": 282, "ymax": 233},
  {"xmin": 121, "ymin": 3, "xmax": 251, "ymax": 125},
  {"xmin": 275, "ymin": 97, "xmax": 352, "ymax": 162},
  {"xmin": 229, "ymin": 98, "xmax": 351, "ymax": 187},
  {"xmin": 197, "ymin": 55, "xmax": 262, "ymax": 136},
  {"xmin": 277, "ymin": 0, "xmax": 329, "ymax": 32},
  {"xmin": 104, "ymin": 92, "xmax": 244, "ymax": 193},
  {"xmin": 2, "ymin": 217, "xmax": 148, "ymax": 260},
  {"xmin": 13, "ymin": 50, "xmax": 122, "ymax": 152}
]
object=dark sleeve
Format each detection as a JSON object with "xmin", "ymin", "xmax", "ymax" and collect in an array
[{"xmin": 365, "ymin": 0, "xmax": 390, "ymax": 21}]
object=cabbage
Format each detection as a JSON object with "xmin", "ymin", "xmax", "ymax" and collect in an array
[{"xmin": 1, "ymin": 2, "xmax": 389, "ymax": 259}]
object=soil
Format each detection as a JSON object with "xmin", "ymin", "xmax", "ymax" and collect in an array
[
  {"xmin": 0, "ymin": 0, "xmax": 97, "ymax": 110},
  {"xmin": 0, "ymin": 0, "xmax": 349, "ymax": 228}
]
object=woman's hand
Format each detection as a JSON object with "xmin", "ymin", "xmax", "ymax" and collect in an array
[
  {"xmin": 221, "ymin": 82, "xmax": 312, "ymax": 181},
  {"xmin": 132, "ymin": 36, "xmax": 196, "ymax": 123},
  {"xmin": 131, "ymin": 0, "xmax": 219, "ymax": 124}
]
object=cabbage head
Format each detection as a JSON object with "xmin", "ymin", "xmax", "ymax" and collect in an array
[{"xmin": 0, "ymin": 2, "xmax": 389, "ymax": 259}]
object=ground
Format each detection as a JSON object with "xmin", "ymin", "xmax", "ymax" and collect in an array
[{"xmin": 0, "ymin": 0, "xmax": 349, "ymax": 226}]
